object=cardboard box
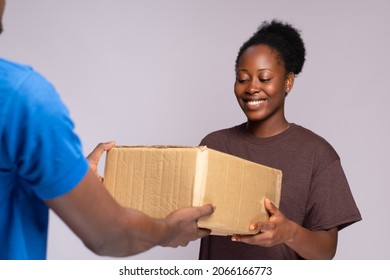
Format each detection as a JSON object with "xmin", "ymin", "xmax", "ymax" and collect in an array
[{"xmin": 104, "ymin": 146, "xmax": 282, "ymax": 235}]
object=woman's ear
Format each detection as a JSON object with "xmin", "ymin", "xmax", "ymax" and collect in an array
[{"xmin": 285, "ymin": 72, "xmax": 295, "ymax": 96}]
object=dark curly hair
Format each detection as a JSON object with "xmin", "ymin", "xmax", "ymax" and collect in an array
[{"xmin": 235, "ymin": 19, "xmax": 306, "ymax": 75}]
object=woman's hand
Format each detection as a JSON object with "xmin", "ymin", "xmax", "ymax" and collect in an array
[
  {"xmin": 232, "ymin": 198, "xmax": 295, "ymax": 247},
  {"xmin": 231, "ymin": 198, "xmax": 338, "ymax": 259}
]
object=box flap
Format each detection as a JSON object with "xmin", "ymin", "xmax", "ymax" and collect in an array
[{"xmin": 195, "ymin": 149, "xmax": 282, "ymax": 235}]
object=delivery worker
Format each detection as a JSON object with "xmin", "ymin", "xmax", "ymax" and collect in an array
[{"xmin": 0, "ymin": 0, "xmax": 213, "ymax": 259}]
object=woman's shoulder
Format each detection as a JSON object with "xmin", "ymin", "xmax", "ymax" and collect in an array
[
  {"xmin": 200, "ymin": 123, "xmax": 245, "ymax": 147},
  {"xmin": 291, "ymin": 123, "xmax": 340, "ymax": 160},
  {"xmin": 292, "ymin": 124, "xmax": 330, "ymax": 143},
  {"xmin": 201, "ymin": 123, "xmax": 244, "ymax": 140}
]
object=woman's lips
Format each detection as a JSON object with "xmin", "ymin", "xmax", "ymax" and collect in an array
[{"xmin": 244, "ymin": 99, "xmax": 267, "ymax": 110}]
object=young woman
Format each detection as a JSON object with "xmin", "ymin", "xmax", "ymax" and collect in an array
[{"xmin": 198, "ymin": 20, "xmax": 361, "ymax": 260}]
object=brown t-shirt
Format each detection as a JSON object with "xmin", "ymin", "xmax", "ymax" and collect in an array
[{"xmin": 199, "ymin": 123, "xmax": 362, "ymax": 260}]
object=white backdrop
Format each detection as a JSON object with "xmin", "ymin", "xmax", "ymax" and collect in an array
[{"xmin": 1, "ymin": 0, "xmax": 389, "ymax": 259}]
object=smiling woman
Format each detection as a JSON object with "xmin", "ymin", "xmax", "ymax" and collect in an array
[
  {"xmin": 198, "ymin": 20, "xmax": 362, "ymax": 260},
  {"xmin": 234, "ymin": 44, "xmax": 294, "ymax": 137}
]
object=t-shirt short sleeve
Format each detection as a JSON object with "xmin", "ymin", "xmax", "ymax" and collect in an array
[
  {"xmin": 304, "ymin": 159, "xmax": 361, "ymax": 231},
  {"xmin": 3, "ymin": 69, "xmax": 89, "ymax": 200}
]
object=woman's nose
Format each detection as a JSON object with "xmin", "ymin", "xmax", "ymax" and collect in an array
[{"xmin": 246, "ymin": 78, "xmax": 261, "ymax": 94}]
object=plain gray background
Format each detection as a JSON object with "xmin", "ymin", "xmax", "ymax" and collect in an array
[{"xmin": 1, "ymin": 0, "xmax": 389, "ymax": 259}]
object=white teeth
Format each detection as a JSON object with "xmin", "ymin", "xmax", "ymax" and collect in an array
[{"xmin": 247, "ymin": 100, "xmax": 265, "ymax": 106}]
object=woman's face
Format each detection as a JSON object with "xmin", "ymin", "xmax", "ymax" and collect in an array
[{"xmin": 234, "ymin": 44, "xmax": 293, "ymax": 126}]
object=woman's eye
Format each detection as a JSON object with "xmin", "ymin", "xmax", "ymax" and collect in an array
[
  {"xmin": 236, "ymin": 78, "xmax": 248, "ymax": 83},
  {"xmin": 259, "ymin": 78, "xmax": 271, "ymax": 83}
]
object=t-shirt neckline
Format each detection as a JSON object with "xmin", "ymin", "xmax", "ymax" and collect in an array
[{"xmin": 236, "ymin": 122, "xmax": 297, "ymax": 145}]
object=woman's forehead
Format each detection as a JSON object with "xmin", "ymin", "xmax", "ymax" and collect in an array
[{"xmin": 238, "ymin": 45, "xmax": 284, "ymax": 69}]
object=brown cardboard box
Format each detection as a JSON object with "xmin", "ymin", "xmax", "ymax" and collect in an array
[{"xmin": 104, "ymin": 146, "xmax": 282, "ymax": 236}]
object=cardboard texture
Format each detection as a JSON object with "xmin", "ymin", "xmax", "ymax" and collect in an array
[{"xmin": 104, "ymin": 146, "xmax": 282, "ymax": 236}]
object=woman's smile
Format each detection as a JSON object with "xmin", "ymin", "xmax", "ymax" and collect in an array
[{"xmin": 243, "ymin": 98, "xmax": 268, "ymax": 111}]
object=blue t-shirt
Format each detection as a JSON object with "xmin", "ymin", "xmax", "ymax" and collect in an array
[{"xmin": 0, "ymin": 58, "xmax": 89, "ymax": 259}]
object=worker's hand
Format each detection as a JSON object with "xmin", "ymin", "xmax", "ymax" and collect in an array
[
  {"xmin": 160, "ymin": 204, "xmax": 215, "ymax": 247},
  {"xmin": 86, "ymin": 141, "xmax": 116, "ymax": 181}
]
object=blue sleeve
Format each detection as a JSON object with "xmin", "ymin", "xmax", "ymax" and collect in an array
[{"xmin": 4, "ymin": 70, "xmax": 89, "ymax": 200}]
